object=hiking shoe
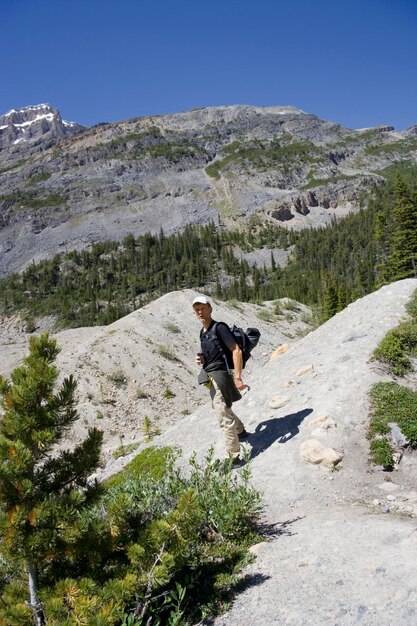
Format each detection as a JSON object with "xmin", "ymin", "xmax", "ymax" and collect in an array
[
  {"xmin": 238, "ymin": 428, "xmax": 250, "ymax": 441},
  {"xmin": 220, "ymin": 456, "xmax": 246, "ymax": 471},
  {"xmin": 231, "ymin": 456, "xmax": 246, "ymax": 468}
]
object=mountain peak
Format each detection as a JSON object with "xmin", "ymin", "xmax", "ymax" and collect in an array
[{"xmin": 0, "ymin": 103, "xmax": 85, "ymax": 154}]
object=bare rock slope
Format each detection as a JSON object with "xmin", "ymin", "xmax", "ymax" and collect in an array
[{"xmin": 0, "ymin": 291, "xmax": 312, "ymax": 456}]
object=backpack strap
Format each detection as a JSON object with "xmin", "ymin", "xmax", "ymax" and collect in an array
[
  {"xmin": 201, "ymin": 322, "xmax": 231, "ymax": 374},
  {"xmin": 212, "ymin": 322, "xmax": 232, "ymax": 374}
]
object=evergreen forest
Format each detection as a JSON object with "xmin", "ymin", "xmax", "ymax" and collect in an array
[{"xmin": 0, "ymin": 173, "xmax": 416, "ymax": 328}]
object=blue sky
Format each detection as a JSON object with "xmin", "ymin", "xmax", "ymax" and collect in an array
[{"xmin": 2, "ymin": 0, "xmax": 417, "ymax": 130}]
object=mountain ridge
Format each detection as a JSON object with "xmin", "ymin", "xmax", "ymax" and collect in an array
[{"xmin": 1, "ymin": 103, "xmax": 417, "ymax": 277}]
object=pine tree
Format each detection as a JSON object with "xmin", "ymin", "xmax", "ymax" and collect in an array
[
  {"xmin": 0, "ymin": 334, "xmax": 103, "ymax": 625},
  {"xmin": 388, "ymin": 174, "xmax": 417, "ymax": 280},
  {"xmin": 322, "ymin": 277, "xmax": 338, "ymax": 321}
]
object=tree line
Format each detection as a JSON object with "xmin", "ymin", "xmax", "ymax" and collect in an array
[{"xmin": 0, "ymin": 173, "xmax": 416, "ymax": 328}]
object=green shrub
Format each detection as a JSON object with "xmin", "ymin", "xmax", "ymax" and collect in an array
[
  {"xmin": 112, "ymin": 443, "xmax": 140, "ymax": 459},
  {"xmin": 26, "ymin": 171, "xmax": 51, "ymax": 185},
  {"xmin": 368, "ymin": 381, "xmax": 417, "ymax": 467},
  {"xmin": 373, "ymin": 331, "xmax": 411, "ymax": 375},
  {"xmin": 2, "ymin": 447, "xmax": 261, "ymax": 625},
  {"xmin": 273, "ymin": 301, "xmax": 283, "ymax": 316},
  {"xmin": 156, "ymin": 344, "xmax": 180, "ymax": 362},
  {"xmin": 107, "ymin": 368, "xmax": 128, "ymax": 387},
  {"xmin": 142, "ymin": 415, "xmax": 162, "ymax": 442},
  {"xmin": 163, "ymin": 386, "xmax": 176, "ymax": 399},
  {"xmin": 406, "ymin": 290, "xmax": 417, "ymax": 320},
  {"xmin": 257, "ymin": 309, "xmax": 273, "ymax": 322},
  {"xmin": 282, "ymin": 299, "xmax": 300, "ymax": 311},
  {"xmin": 369, "ymin": 439, "xmax": 394, "ymax": 469},
  {"xmin": 105, "ymin": 446, "xmax": 173, "ymax": 489},
  {"xmin": 164, "ymin": 322, "xmax": 181, "ymax": 333}
]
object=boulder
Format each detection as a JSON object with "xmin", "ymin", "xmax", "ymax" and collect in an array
[
  {"xmin": 269, "ymin": 343, "xmax": 289, "ymax": 361},
  {"xmin": 270, "ymin": 206, "xmax": 294, "ymax": 222},
  {"xmin": 300, "ymin": 439, "xmax": 343, "ymax": 468}
]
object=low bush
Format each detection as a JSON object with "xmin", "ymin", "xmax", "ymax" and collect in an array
[
  {"xmin": 156, "ymin": 344, "xmax": 180, "ymax": 362},
  {"xmin": 0, "ymin": 447, "xmax": 262, "ymax": 625},
  {"xmin": 372, "ymin": 318, "xmax": 417, "ymax": 376},
  {"xmin": 373, "ymin": 331, "xmax": 411, "ymax": 375},
  {"xmin": 368, "ymin": 381, "xmax": 417, "ymax": 467}
]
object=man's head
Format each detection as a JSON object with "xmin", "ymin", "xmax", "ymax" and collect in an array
[{"xmin": 192, "ymin": 295, "xmax": 212, "ymax": 327}]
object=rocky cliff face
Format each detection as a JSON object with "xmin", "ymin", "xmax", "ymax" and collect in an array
[
  {"xmin": 1, "ymin": 103, "xmax": 416, "ymax": 276},
  {"xmin": 0, "ymin": 104, "xmax": 84, "ymax": 161}
]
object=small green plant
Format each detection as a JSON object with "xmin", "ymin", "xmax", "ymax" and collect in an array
[
  {"xmin": 406, "ymin": 289, "xmax": 417, "ymax": 320},
  {"xmin": 368, "ymin": 381, "xmax": 417, "ymax": 467},
  {"xmin": 142, "ymin": 415, "xmax": 161, "ymax": 441},
  {"xmin": 156, "ymin": 344, "xmax": 180, "ymax": 362},
  {"xmin": 163, "ymin": 386, "xmax": 176, "ymax": 399},
  {"xmin": 282, "ymin": 298, "xmax": 300, "ymax": 311},
  {"xmin": 22, "ymin": 312, "xmax": 36, "ymax": 333},
  {"xmin": 273, "ymin": 301, "xmax": 283, "ymax": 316},
  {"xmin": 107, "ymin": 368, "xmax": 128, "ymax": 387},
  {"xmin": 164, "ymin": 322, "xmax": 181, "ymax": 333},
  {"xmin": 227, "ymin": 298, "xmax": 243, "ymax": 311},
  {"xmin": 370, "ymin": 438, "xmax": 394, "ymax": 469},
  {"xmin": 26, "ymin": 171, "xmax": 51, "ymax": 185},
  {"xmin": 372, "ymin": 326, "xmax": 415, "ymax": 376},
  {"xmin": 257, "ymin": 309, "xmax": 274, "ymax": 322},
  {"xmin": 300, "ymin": 312, "xmax": 313, "ymax": 325},
  {"xmin": 112, "ymin": 442, "xmax": 139, "ymax": 459},
  {"xmin": 136, "ymin": 386, "xmax": 149, "ymax": 399}
]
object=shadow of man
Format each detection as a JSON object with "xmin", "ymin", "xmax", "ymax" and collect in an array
[{"xmin": 247, "ymin": 408, "xmax": 313, "ymax": 460}]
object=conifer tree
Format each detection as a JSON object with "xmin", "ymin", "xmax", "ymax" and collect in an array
[
  {"xmin": 322, "ymin": 279, "xmax": 338, "ymax": 321},
  {"xmin": 388, "ymin": 174, "xmax": 417, "ymax": 280},
  {"xmin": 0, "ymin": 333, "xmax": 103, "ymax": 626}
]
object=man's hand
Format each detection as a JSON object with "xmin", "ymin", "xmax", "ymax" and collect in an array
[
  {"xmin": 195, "ymin": 353, "xmax": 204, "ymax": 367},
  {"xmin": 234, "ymin": 376, "xmax": 248, "ymax": 391}
]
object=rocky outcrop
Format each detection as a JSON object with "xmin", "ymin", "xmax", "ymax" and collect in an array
[
  {"xmin": 0, "ymin": 104, "xmax": 84, "ymax": 162},
  {"xmin": 270, "ymin": 206, "xmax": 294, "ymax": 222},
  {"xmin": 293, "ymin": 196, "xmax": 310, "ymax": 215},
  {"xmin": 402, "ymin": 124, "xmax": 417, "ymax": 138}
]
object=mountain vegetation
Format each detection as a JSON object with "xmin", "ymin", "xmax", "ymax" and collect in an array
[
  {"xmin": 0, "ymin": 334, "xmax": 103, "ymax": 625},
  {"xmin": 1, "ymin": 173, "xmax": 417, "ymax": 329},
  {"xmin": 369, "ymin": 289, "xmax": 417, "ymax": 468},
  {"xmin": 2, "ymin": 104, "xmax": 417, "ymax": 279},
  {"xmin": 0, "ymin": 336, "xmax": 262, "ymax": 625}
]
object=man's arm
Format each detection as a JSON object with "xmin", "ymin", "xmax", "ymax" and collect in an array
[{"xmin": 230, "ymin": 343, "xmax": 247, "ymax": 390}]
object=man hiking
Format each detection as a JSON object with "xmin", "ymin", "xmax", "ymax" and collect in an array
[{"xmin": 192, "ymin": 295, "xmax": 249, "ymax": 466}]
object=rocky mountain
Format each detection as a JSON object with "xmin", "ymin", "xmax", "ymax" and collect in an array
[
  {"xmin": 1, "ymin": 103, "xmax": 417, "ymax": 277},
  {"xmin": 0, "ymin": 103, "xmax": 84, "ymax": 158}
]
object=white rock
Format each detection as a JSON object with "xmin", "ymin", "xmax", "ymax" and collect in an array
[
  {"xmin": 268, "ymin": 395, "xmax": 290, "ymax": 409},
  {"xmin": 300, "ymin": 439, "xmax": 343, "ymax": 468}
]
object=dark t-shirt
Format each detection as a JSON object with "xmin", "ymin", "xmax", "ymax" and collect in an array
[{"xmin": 200, "ymin": 320, "xmax": 236, "ymax": 370}]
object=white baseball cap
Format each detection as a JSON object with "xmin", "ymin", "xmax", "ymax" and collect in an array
[{"xmin": 192, "ymin": 295, "xmax": 210, "ymax": 305}]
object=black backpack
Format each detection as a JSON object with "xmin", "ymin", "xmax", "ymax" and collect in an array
[{"xmin": 212, "ymin": 323, "xmax": 260, "ymax": 371}]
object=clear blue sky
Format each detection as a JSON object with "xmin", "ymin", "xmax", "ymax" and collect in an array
[{"xmin": 2, "ymin": 0, "xmax": 417, "ymax": 130}]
